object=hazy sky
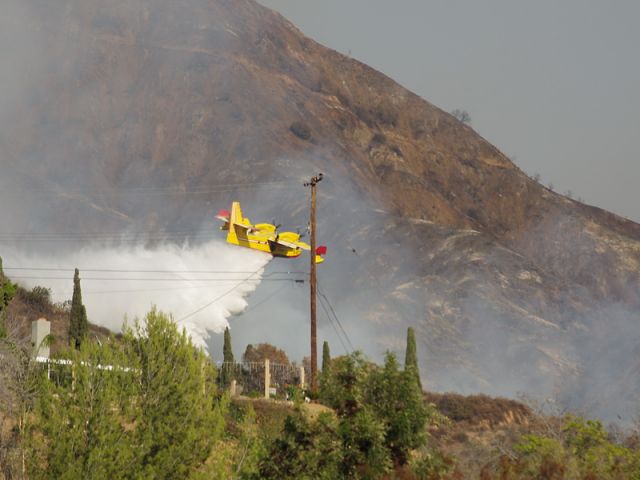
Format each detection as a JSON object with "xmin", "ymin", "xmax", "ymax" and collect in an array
[{"xmin": 259, "ymin": 0, "xmax": 640, "ymax": 222}]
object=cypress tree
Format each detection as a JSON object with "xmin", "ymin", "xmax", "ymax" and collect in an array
[
  {"xmin": 221, "ymin": 326, "xmax": 234, "ymax": 387},
  {"xmin": 404, "ymin": 327, "xmax": 422, "ymax": 391},
  {"xmin": 69, "ymin": 268, "xmax": 88, "ymax": 349},
  {"xmin": 322, "ymin": 340, "xmax": 331, "ymax": 374}
]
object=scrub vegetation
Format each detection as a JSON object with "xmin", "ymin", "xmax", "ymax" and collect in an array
[{"xmin": 2, "ymin": 280, "xmax": 640, "ymax": 479}]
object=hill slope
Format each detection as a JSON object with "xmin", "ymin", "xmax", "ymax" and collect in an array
[{"xmin": 1, "ymin": 0, "xmax": 639, "ymax": 420}]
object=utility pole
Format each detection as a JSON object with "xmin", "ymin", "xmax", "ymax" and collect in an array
[{"xmin": 304, "ymin": 173, "xmax": 323, "ymax": 392}]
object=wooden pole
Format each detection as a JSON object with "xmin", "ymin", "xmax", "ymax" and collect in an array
[
  {"xmin": 264, "ymin": 358, "xmax": 270, "ymax": 399},
  {"xmin": 304, "ymin": 173, "xmax": 323, "ymax": 392}
]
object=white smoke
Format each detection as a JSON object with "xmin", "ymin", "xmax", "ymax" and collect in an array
[{"xmin": 0, "ymin": 240, "xmax": 272, "ymax": 348}]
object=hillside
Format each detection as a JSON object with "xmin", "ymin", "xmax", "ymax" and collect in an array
[
  {"xmin": 2, "ymin": 284, "xmax": 112, "ymax": 355},
  {"xmin": 0, "ymin": 0, "xmax": 639, "ymax": 420}
]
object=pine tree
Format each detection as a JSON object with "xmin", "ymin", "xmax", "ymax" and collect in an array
[
  {"xmin": 322, "ymin": 340, "xmax": 331, "ymax": 374},
  {"xmin": 221, "ymin": 326, "xmax": 235, "ymax": 388},
  {"xmin": 29, "ymin": 308, "xmax": 227, "ymax": 479},
  {"xmin": 30, "ymin": 338, "xmax": 138, "ymax": 478},
  {"xmin": 128, "ymin": 308, "xmax": 225, "ymax": 478},
  {"xmin": 69, "ymin": 268, "xmax": 88, "ymax": 349},
  {"xmin": 404, "ymin": 327, "xmax": 422, "ymax": 391}
]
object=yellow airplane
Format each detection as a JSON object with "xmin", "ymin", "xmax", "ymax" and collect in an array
[{"xmin": 217, "ymin": 202, "xmax": 325, "ymax": 263}]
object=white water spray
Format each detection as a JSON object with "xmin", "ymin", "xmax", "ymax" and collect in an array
[{"xmin": 1, "ymin": 240, "xmax": 272, "ymax": 347}]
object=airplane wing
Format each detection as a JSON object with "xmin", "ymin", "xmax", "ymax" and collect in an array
[{"xmin": 270, "ymin": 238, "xmax": 304, "ymax": 249}]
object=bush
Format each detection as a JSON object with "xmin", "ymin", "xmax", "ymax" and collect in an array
[
  {"xmin": 373, "ymin": 101, "xmax": 398, "ymax": 126},
  {"xmin": 492, "ymin": 415, "xmax": 640, "ymax": 479},
  {"xmin": 424, "ymin": 392, "xmax": 531, "ymax": 426},
  {"xmin": 370, "ymin": 132, "xmax": 387, "ymax": 145},
  {"xmin": 450, "ymin": 109, "xmax": 471, "ymax": 125},
  {"xmin": 289, "ymin": 121, "xmax": 312, "ymax": 141},
  {"xmin": 17, "ymin": 286, "xmax": 51, "ymax": 313},
  {"xmin": 255, "ymin": 410, "xmax": 344, "ymax": 479},
  {"xmin": 389, "ymin": 144, "xmax": 403, "ymax": 157}
]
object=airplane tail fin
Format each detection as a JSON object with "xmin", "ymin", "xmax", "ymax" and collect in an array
[
  {"xmin": 229, "ymin": 201, "xmax": 245, "ymax": 226},
  {"xmin": 226, "ymin": 201, "xmax": 250, "ymax": 244}
]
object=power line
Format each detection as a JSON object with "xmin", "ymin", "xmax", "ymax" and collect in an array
[
  {"xmin": 3, "ymin": 266, "xmax": 307, "ymax": 276},
  {"xmin": 0, "ymin": 180, "xmax": 291, "ymax": 198},
  {"xmin": 6, "ymin": 275, "xmax": 300, "ymax": 282},
  {"xmin": 0, "ymin": 232, "xmax": 216, "ymax": 241},
  {"xmin": 241, "ymin": 283, "xmax": 290, "ymax": 315},
  {"xmin": 317, "ymin": 293, "xmax": 349, "ymax": 354},
  {"xmin": 177, "ymin": 267, "xmax": 264, "ymax": 323},
  {"xmin": 64, "ymin": 284, "xmax": 247, "ymax": 295},
  {"xmin": 317, "ymin": 284, "xmax": 355, "ymax": 352}
]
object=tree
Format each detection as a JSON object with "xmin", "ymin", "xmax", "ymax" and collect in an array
[
  {"xmin": 126, "ymin": 308, "xmax": 225, "ymax": 479},
  {"xmin": 243, "ymin": 343, "xmax": 290, "ymax": 365},
  {"xmin": 0, "ymin": 315, "xmax": 45, "ymax": 479},
  {"xmin": 322, "ymin": 340, "xmax": 331, "ymax": 374},
  {"xmin": 28, "ymin": 308, "xmax": 227, "ymax": 479},
  {"xmin": 0, "ymin": 256, "xmax": 17, "ymax": 338},
  {"xmin": 256, "ymin": 410, "xmax": 343, "ymax": 479},
  {"xmin": 69, "ymin": 268, "xmax": 88, "ymax": 349},
  {"xmin": 221, "ymin": 326, "xmax": 235, "ymax": 388},
  {"xmin": 29, "ymin": 337, "xmax": 138, "ymax": 479},
  {"xmin": 365, "ymin": 353, "xmax": 429, "ymax": 466},
  {"xmin": 404, "ymin": 327, "xmax": 422, "ymax": 391},
  {"xmin": 319, "ymin": 353, "xmax": 391, "ymax": 477},
  {"xmin": 450, "ymin": 109, "xmax": 471, "ymax": 125}
]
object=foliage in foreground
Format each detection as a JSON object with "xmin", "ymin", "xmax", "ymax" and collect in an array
[
  {"xmin": 254, "ymin": 351, "xmax": 450, "ymax": 479},
  {"xmin": 27, "ymin": 308, "xmax": 226, "ymax": 480},
  {"xmin": 4, "ymin": 295, "xmax": 640, "ymax": 479}
]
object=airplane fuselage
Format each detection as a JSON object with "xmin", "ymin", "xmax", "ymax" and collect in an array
[{"xmin": 218, "ymin": 202, "xmax": 311, "ymax": 259}]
